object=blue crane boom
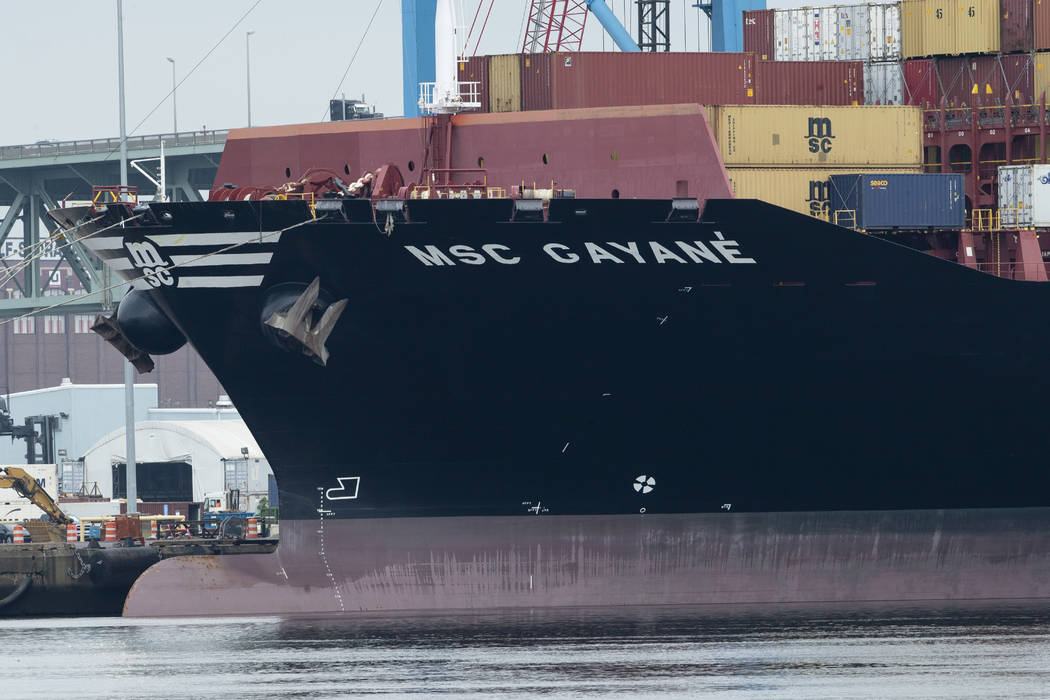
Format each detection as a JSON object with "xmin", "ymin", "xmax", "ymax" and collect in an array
[{"xmin": 584, "ymin": 0, "xmax": 640, "ymax": 52}]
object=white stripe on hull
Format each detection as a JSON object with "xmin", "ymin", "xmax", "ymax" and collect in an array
[
  {"xmin": 83, "ymin": 237, "xmax": 125, "ymax": 251},
  {"xmin": 177, "ymin": 275, "xmax": 266, "ymax": 288},
  {"xmin": 169, "ymin": 253, "xmax": 273, "ymax": 267},
  {"xmin": 107, "ymin": 258, "xmax": 134, "ymax": 270},
  {"xmin": 148, "ymin": 231, "xmax": 282, "ymax": 247}
]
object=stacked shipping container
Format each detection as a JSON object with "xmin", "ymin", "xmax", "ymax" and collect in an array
[
  {"xmin": 899, "ymin": 0, "xmax": 1001, "ymax": 58},
  {"xmin": 771, "ymin": 4, "xmax": 901, "ymax": 61},
  {"xmin": 712, "ymin": 105, "xmax": 924, "ymax": 219},
  {"xmin": 462, "ymin": 52, "xmax": 863, "ymax": 113},
  {"xmin": 745, "ymin": 3, "xmax": 904, "ymax": 105},
  {"xmin": 458, "ymin": 0, "xmax": 1050, "ymax": 227},
  {"xmin": 739, "ymin": 0, "xmax": 1050, "ymax": 224},
  {"xmin": 743, "ymin": 2, "xmax": 1050, "ymax": 106}
]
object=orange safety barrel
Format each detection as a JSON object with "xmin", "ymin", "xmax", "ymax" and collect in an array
[
  {"xmin": 104, "ymin": 520, "xmax": 117, "ymax": 542},
  {"xmin": 247, "ymin": 517, "xmax": 259, "ymax": 538},
  {"xmin": 150, "ymin": 520, "xmax": 158, "ymax": 539},
  {"xmin": 13, "ymin": 524, "xmax": 24, "ymax": 544},
  {"xmin": 66, "ymin": 523, "xmax": 78, "ymax": 543}
]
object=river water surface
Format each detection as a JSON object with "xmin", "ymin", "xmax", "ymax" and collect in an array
[{"xmin": 3, "ymin": 602, "xmax": 1049, "ymax": 698}]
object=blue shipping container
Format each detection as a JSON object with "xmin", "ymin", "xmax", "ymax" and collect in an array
[{"xmin": 828, "ymin": 174, "xmax": 965, "ymax": 230}]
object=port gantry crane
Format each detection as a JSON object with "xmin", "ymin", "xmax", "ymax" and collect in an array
[{"xmin": 520, "ymin": 0, "xmax": 639, "ymax": 53}]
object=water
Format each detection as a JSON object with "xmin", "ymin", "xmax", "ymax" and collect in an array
[{"xmin": 3, "ymin": 602, "xmax": 1050, "ymax": 699}]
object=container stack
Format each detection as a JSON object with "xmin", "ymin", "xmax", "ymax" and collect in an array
[
  {"xmin": 741, "ymin": 0, "xmax": 1050, "ymax": 239},
  {"xmin": 459, "ymin": 51, "xmax": 864, "ymax": 112},
  {"xmin": 745, "ymin": 4, "xmax": 904, "ymax": 105},
  {"xmin": 742, "ymin": 1, "xmax": 1047, "ymax": 108},
  {"xmin": 711, "ymin": 104, "xmax": 924, "ymax": 219},
  {"xmin": 898, "ymin": 0, "xmax": 1048, "ymax": 109}
]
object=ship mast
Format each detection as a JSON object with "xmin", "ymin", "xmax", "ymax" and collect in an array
[{"xmin": 417, "ymin": 0, "xmax": 480, "ymax": 188}]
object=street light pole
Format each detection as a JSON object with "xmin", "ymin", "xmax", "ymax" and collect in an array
[
  {"xmin": 117, "ymin": 0, "xmax": 137, "ymax": 516},
  {"xmin": 166, "ymin": 57, "xmax": 177, "ymax": 134},
  {"xmin": 246, "ymin": 31, "xmax": 255, "ymax": 127}
]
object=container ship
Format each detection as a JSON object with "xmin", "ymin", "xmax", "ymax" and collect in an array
[{"xmin": 47, "ymin": 0, "xmax": 1050, "ymax": 616}]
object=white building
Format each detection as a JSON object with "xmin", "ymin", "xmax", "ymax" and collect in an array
[
  {"xmin": 0, "ymin": 379, "xmax": 157, "ymax": 467},
  {"xmin": 83, "ymin": 420, "xmax": 272, "ymax": 512}
]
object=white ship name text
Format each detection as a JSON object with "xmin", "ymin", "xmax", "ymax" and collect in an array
[{"xmin": 404, "ymin": 235, "xmax": 756, "ymax": 267}]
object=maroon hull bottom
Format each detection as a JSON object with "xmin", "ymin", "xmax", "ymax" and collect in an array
[{"xmin": 123, "ymin": 509, "xmax": 1050, "ymax": 617}]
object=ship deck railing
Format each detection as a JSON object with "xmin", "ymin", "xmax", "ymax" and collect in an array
[
  {"xmin": 832, "ymin": 209, "xmax": 857, "ymax": 229},
  {"xmin": 921, "ymin": 103, "xmax": 1048, "ymax": 131},
  {"xmin": 92, "ymin": 185, "xmax": 138, "ymax": 208},
  {"xmin": 970, "ymin": 208, "xmax": 1039, "ymax": 231},
  {"xmin": 410, "ymin": 185, "xmax": 506, "ymax": 200}
]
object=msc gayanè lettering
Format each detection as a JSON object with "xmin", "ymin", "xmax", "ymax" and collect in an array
[{"xmin": 404, "ymin": 233, "xmax": 757, "ymax": 267}]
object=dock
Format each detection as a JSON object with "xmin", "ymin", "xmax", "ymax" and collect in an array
[{"xmin": 0, "ymin": 537, "xmax": 278, "ymax": 617}]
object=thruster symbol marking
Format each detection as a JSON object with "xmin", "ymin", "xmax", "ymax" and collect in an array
[{"xmin": 633, "ymin": 475, "xmax": 655, "ymax": 494}]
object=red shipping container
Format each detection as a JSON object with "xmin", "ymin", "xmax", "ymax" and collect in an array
[
  {"xmin": 521, "ymin": 53, "xmax": 554, "ymax": 111},
  {"xmin": 1002, "ymin": 52, "xmax": 1036, "ymax": 103},
  {"xmin": 903, "ymin": 59, "xmax": 939, "ymax": 106},
  {"xmin": 1001, "ymin": 0, "xmax": 1034, "ymax": 53},
  {"xmin": 458, "ymin": 55, "xmax": 490, "ymax": 114},
  {"xmin": 1036, "ymin": 0, "xmax": 1050, "ymax": 49},
  {"xmin": 937, "ymin": 55, "xmax": 1013, "ymax": 106},
  {"xmin": 754, "ymin": 60, "xmax": 863, "ymax": 106},
  {"xmin": 547, "ymin": 52, "xmax": 756, "ymax": 109},
  {"xmin": 743, "ymin": 9, "xmax": 775, "ymax": 60}
]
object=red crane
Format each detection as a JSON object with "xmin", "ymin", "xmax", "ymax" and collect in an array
[{"xmin": 522, "ymin": 0, "xmax": 590, "ymax": 52}]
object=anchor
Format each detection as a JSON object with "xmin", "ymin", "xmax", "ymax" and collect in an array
[{"xmin": 262, "ymin": 277, "xmax": 347, "ymax": 366}]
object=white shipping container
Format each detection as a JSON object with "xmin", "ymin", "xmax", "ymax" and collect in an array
[
  {"xmin": 0, "ymin": 464, "xmax": 59, "ymax": 520},
  {"xmin": 868, "ymin": 2, "xmax": 901, "ymax": 62},
  {"xmin": 775, "ymin": 8, "xmax": 838, "ymax": 61},
  {"xmin": 864, "ymin": 61, "xmax": 905, "ymax": 105},
  {"xmin": 997, "ymin": 164, "xmax": 1050, "ymax": 228},
  {"xmin": 774, "ymin": 3, "xmax": 901, "ymax": 63},
  {"xmin": 835, "ymin": 5, "xmax": 869, "ymax": 61}
]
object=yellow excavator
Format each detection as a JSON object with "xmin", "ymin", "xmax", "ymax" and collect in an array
[{"xmin": 0, "ymin": 467, "xmax": 72, "ymax": 526}]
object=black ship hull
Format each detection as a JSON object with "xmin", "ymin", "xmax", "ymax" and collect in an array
[{"xmin": 56, "ymin": 196, "xmax": 1050, "ymax": 615}]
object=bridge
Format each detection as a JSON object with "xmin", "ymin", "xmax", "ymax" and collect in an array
[{"xmin": 0, "ymin": 130, "xmax": 227, "ymax": 318}]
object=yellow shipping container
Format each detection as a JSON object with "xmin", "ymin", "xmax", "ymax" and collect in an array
[
  {"xmin": 488, "ymin": 54, "xmax": 521, "ymax": 113},
  {"xmin": 709, "ymin": 105, "xmax": 923, "ymax": 167},
  {"xmin": 1035, "ymin": 52, "xmax": 1050, "ymax": 104},
  {"xmin": 900, "ymin": 0, "xmax": 1000, "ymax": 59},
  {"xmin": 728, "ymin": 167, "xmax": 924, "ymax": 221}
]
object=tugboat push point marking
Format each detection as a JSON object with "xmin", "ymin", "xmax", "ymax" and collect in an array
[{"xmin": 404, "ymin": 236, "xmax": 757, "ymax": 266}]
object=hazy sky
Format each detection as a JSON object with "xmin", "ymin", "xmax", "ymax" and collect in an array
[{"xmin": 0, "ymin": 0, "xmax": 855, "ymax": 146}]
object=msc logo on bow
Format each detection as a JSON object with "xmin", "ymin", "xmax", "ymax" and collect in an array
[
  {"xmin": 805, "ymin": 117, "xmax": 835, "ymax": 154},
  {"xmin": 123, "ymin": 238, "xmax": 174, "ymax": 287}
]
